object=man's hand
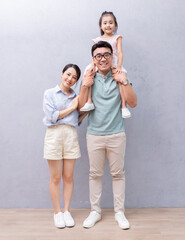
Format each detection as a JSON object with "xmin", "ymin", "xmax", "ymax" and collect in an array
[
  {"xmin": 112, "ymin": 70, "xmax": 137, "ymax": 108},
  {"xmin": 115, "ymin": 66, "xmax": 122, "ymax": 74},
  {"xmin": 78, "ymin": 63, "xmax": 96, "ymax": 111},
  {"xmin": 89, "ymin": 61, "xmax": 96, "ymax": 75},
  {"xmin": 82, "ymin": 68, "xmax": 95, "ymax": 87},
  {"xmin": 112, "ymin": 71, "xmax": 127, "ymax": 84}
]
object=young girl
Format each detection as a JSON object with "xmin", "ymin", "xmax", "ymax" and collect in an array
[
  {"xmin": 43, "ymin": 64, "xmax": 81, "ymax": 228},
  {"xmin": 80, "ymin": 11, "xmax": 131, "ymax": 118}
]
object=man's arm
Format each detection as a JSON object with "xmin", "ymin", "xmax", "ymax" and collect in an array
[
  {"xmin": 113, "ymin": 72, "xmax": 137, "ymax": 108},
  {"xmin": 78, "ymin": 70, "xmax": 95, "ymax": 111}
]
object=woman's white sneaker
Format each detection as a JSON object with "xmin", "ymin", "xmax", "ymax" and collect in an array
[
  {"xmin": 64, "ymin": 211, "xmax": 75, "ymax": 227},
  {"xmin": 54, "ymin": 212, "xmax": 65, "ymax": 228},
  {"xmin": 115, "ymin": 211, "xmax": 130, "ymax": 229},
  {"xmin": 83, "ymin": 211, "xmax": 101, "ymax": 228}
]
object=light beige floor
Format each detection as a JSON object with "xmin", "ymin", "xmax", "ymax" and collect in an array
[{"xmin": 0, "ymin": 208, "xmax": 185, "ymax": 240}]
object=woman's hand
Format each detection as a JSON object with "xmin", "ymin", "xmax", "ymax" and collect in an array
[{"xmin": 71, "ymin": 96, "xmax": 79, "ymax": 110}]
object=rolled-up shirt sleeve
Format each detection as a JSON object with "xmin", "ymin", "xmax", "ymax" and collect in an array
[{"xmin": 43, "ymin": 91, "xmax": 59, "ymax": 124}]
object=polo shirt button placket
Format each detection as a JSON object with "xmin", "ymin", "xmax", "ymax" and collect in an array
[{"xmin": 104, "ymin": 76, "xmax": 107, "ymax": 90}]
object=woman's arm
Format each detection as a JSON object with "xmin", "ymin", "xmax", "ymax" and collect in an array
[
  {"xmin": 43, "ymin": 92, "xmax": 59, "ymax": 124},
  {"xmin": 43, "ymin": 92, "xmax": 79, "ymax": 123},
  {"xmin": 57, "ymin": 96, "xmax": 79, "ymax": 120}
]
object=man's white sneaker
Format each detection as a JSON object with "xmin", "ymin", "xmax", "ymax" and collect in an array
[
  {"xmin": 54, "ymin": 212, "xmax": 65, "ymax": 228},
  {"xmin": 83, "ymin": 211, "xmax": 101, "ymax": 228},
  {"xmin": 122, "ymin": 107, "xmax": 131, "ymax": 118},
  {"xmin": 80, "ymin": 102, "xmax": 95, "ymax": 112},
  {"xmin": 64, "ymin": 211, "xmax": 75, "ymax": 227},
  {"xmin": 115, "ymin": 211, "xmax": 130, "ymax": 229}
]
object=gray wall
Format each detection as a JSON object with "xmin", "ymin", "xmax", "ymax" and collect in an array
[{"xmin": 0, "ymin": 0, "xmax": 185, "ymax": 208}]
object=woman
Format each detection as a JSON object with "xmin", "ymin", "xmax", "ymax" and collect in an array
[{"xmin": 43, "ymin": 64, "xmax": 81, "ymax": 228}]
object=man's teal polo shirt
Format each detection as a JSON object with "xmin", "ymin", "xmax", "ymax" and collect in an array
[{"xmin": 87, "ymin": 71, "xmax": 125, "ymax": 135}]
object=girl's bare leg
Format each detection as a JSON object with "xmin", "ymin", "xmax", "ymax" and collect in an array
[
  {"xmin": 119, "ymin": 83, "xmax": 127, "ymax": 108},
  {"xmin": 87, "ymin": 86, "xmax": 93, "ymax": 104}
]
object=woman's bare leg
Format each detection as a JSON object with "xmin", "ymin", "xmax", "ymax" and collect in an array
[
  {"xmin": 47, "ymin": 160, "xmax": 62, "ymax": 214},
  {"xmin": 62, "ymin": 159, "xmax": 76, "ymax": 212}
]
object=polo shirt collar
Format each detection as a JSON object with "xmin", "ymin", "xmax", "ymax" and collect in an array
[{"xmin": 96, "ymin": 70, "xmax": 112, "ymax": 79}]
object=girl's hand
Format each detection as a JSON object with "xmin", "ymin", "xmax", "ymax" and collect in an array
[
  {"xmin": 72, "ymin": 96, "xmax": 79, "ymax": 110},
  {"xmin": 115, "ymin": 66, "xmax": 122, "ymax": 74}
]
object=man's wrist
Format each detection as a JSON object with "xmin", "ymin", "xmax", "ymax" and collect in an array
[
  {"xmin": 82, "ymin": 83, "xmax": 88, "ymax": 88},
  {"xmin": 122, "ymin": 78, "xmax": 128, "ymax": 86}
]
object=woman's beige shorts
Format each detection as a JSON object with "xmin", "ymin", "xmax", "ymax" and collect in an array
[{"xmin": 44, "ymin": 124, "xmax": 81, "ymax": 160}]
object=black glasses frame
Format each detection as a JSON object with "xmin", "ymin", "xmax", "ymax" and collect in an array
[{"xmin": 93, "ymin": 52, "xmax": 112, "ymax": 61}]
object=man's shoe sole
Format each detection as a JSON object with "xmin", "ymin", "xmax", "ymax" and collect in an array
[
  {"xmin": 83, "ymin": 217, "xmax": 101, "ymax": 228},
  {"xmin": 55, "ymin": 225, "xmax": 65, "ymax": 229},
  {"xmin": 115, "ymin": 219, "xmax": 130, "ymax": 230}
]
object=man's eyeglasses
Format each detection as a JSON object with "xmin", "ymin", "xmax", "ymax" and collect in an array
[{"xmin": 93, "ymin": 52, "xmax": 112, "ymax": 61}]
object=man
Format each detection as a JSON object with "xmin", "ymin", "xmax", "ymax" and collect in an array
[{"xmin": 78, "ymin": 41, "xmax": 137, "ymax": 229}]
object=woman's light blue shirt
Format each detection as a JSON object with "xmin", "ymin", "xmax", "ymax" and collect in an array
[{"xmin": 43, "ymin": 85, "xmax": 78, "ymax": 127}]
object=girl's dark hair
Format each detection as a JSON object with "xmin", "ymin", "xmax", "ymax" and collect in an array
[
  {"xmin": 62, "ymin": 64, "xmax": 81, "ymax": 81},
  {"xmin": 99, "ymin": 11, "xmax": 118, "ymax": 35}
]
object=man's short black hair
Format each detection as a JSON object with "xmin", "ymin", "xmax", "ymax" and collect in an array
[{"xmin": 91, "ymin": 41, "xmax": 113, "ymax": 56}]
